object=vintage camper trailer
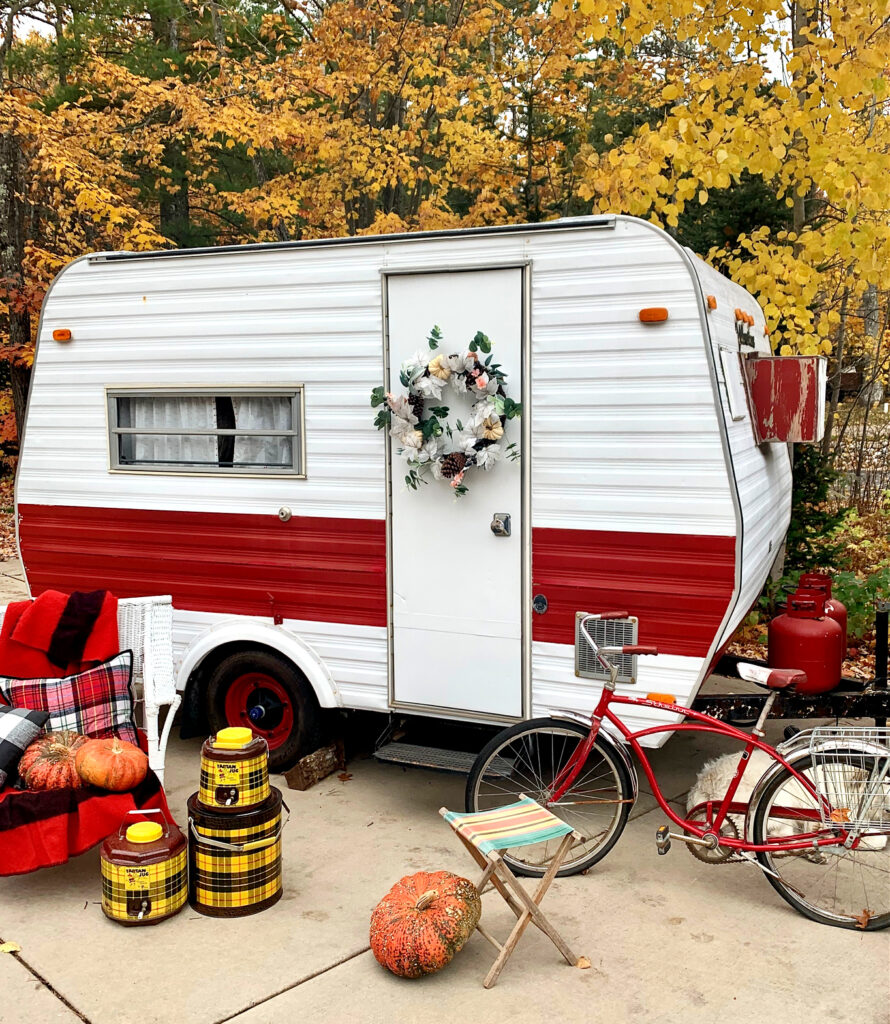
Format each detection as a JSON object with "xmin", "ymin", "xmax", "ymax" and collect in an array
[{"xmin": 18, "ymin": 216, "xmax": 805, "ymax": 770}]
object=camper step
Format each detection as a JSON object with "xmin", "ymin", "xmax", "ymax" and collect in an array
[
  {"xmin": 373, "ymin": 742, "xmax": 515, "ymax": 778},
  {"xmin": 373, "ymin": 743, "xmax": 477, "ymax": 775}
]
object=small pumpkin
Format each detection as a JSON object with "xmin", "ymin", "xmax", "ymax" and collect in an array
[
  {"xmin": 370, "ymin": 870, "xmax": 481, "ymax": 978},
  {"xmin": 19, "ymin": 731, "xmax": 87, "ymax": 790},
  {"xmin": 75, "ymin": 737, "xmax": 148, "ymax": 792}
]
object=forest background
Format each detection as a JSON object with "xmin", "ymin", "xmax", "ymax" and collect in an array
[{"xmin": 0, "ymin": 0, "xmax": 888, "ymax": 671}]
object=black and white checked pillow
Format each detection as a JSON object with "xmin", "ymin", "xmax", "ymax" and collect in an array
[{"xmin": 0, "ymin": 705, "xmax": 50, "ymax": 789}]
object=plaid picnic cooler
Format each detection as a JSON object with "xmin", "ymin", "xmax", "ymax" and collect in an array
[{"xmin": 187, "ymin": 788, "xmax": 285, "ymax": 917}]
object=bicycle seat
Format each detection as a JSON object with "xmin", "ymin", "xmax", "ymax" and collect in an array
[{"xmin": 737, "ymin": 662, "xmax": 808, "ymax": 690}]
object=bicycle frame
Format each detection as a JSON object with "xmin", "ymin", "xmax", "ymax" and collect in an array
[{"xmin": 549, "ymin": 688, "xmax": 847, "ymax": 855}]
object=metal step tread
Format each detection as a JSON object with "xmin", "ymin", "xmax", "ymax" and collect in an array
[
  {"xmin": 373, "ymin": 742, "xmax": 513, "ymax": 778},
  {"xmin": 373, "ymin": 743, "xmax": 477, "ymax": 774}
]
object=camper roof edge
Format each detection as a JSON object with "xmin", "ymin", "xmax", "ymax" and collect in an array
[{"xmin": 87, "ymin": 215, "xmax": 618, "ymax": 264}]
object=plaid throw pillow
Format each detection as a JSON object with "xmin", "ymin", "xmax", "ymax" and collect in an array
[
  {"xmin": 0, "ymin": 705, "xmax": 50, "ymax": 788},
  {"xmin": 0, "ymin": 651, "xmax": 137, "ymax": 746}
]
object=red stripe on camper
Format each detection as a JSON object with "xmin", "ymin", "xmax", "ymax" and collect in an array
[
  {"xmin": 531, "ymin": 527, "xmax": 735, "ymax": 657},
  {"xmin": 18, "ymin": 504, "xmax": 387, "ymax": 627}
]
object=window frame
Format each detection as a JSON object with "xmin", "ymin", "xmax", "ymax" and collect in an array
[{"xmin": 106, "ymin": 385, "xmax": 306, "ymax": 478}]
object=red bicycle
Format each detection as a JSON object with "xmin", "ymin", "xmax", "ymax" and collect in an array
[{"xmin": 466, "ymin": 612, "xmax": 890, "ymax": 930}]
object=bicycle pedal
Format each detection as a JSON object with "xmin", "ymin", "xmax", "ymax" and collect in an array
[{"xmin": 655, "ymin": 825, "xmax": 672, "ymax": 855}]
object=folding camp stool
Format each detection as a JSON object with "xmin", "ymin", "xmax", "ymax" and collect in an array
[{"xmin": 439, "ymin": 795, "xmax": 590, "ymax": 988}]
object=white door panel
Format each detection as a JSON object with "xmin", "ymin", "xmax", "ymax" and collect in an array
[{"xmin": 387, "ymin": 268, "xmax": 524, "ymax": 716}]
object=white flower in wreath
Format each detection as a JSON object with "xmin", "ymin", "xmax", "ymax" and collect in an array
[
  {"xmin": 389, "ymin": 417, "xmax": 417, "ymax": 443},
  {"xmin": 401, "ymin": 429, "xmax": 425, "ymax": 450},
  {"xmin": 414, "ymin": 374, "xmax": 446, "ymax": 400},
  {"xmin": 400, "ymin": 351, "xmax": 428, "ymax": 384},
  {"xmin": 467, "ymin": 400, "xmax": 498, "ymax": 432},
  {"xmin": 386, "ymin": 393, "xmax": 417, "ymax": 424},
  {"xmin": 455, "ymin": 432, "xmax": 479, "ymax": 456},
  {"xmin": 445, "ymin": 353, "xmax": 466, "ymax": 374},
  {"xmin": 475, "ymin": 444, "xmax": 501, "ymax": 470}
]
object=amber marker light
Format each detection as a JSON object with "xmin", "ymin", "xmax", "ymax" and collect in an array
[
  {"xmin": 646, "ymin": 693, "xmax": 676, "ymax": 704},
  {"xmin": 639, "ymin": 307, "xmax": 668, "ymax": 323},
  {"xmin": 52, "ymin": 329, "xmax": 72, "ymax": 342},
  {"xmin": 706, "ymin": 295, "xmax": 717, "ymax": 310}
]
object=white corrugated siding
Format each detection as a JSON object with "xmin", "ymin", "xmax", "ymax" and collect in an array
[{"xmin": 690, "ymin": 254, "xmax": 792, "ymax": 647}]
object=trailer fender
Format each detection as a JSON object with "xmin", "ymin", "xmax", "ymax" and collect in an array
[{"xmin": 176, "ymin": 620, "xmax": 340, "ymax": 709}]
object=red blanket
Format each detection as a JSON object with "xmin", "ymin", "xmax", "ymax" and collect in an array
[
  {"xmin": 0, "ymin": 772, "xmax": 174, "ymax": 876},
  {"xmin": 0, "ymin": 590, "xmax": 119, "ymax": 679}
]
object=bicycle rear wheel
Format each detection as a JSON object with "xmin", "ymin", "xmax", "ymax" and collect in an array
[
  {"xmin": 750, "ymin": 751, "xmax": 890, "ymax": 930},
  {"xmin": 465, "ymin": 718, "xmax": 634, "ymax": 877}
]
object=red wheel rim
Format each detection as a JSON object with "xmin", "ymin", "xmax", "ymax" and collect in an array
[{"xmin": 224, "ymin": 672, "xmax": 294, "ymax": 751}]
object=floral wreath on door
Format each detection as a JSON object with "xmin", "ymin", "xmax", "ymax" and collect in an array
[{"xmin": 371, "ymin": 325, "xmax": 521, "ymax": 497}]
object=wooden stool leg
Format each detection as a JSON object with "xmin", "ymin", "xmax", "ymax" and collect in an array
[{"xmin": 483, "ymin": 834, "xmax": 585, "ymax": 989}]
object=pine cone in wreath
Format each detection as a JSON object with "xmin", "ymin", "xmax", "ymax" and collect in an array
[
  {"xmin": 440, "ymin": 452, "xmax": 467, "ymax": 479},
  {"xmin": 408, "ymin": 394, "xmax": 425, "ymax": 422}
]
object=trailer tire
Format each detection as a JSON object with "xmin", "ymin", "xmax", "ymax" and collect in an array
[{"xmin": 205, "ymin": 649, "xmax": 322, "ymax": 772}]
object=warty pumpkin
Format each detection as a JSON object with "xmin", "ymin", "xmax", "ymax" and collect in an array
[
  {"xmin": 369, "ymin": 870, "xmax": 481, "ymax": 978},
  {"xmin": 75, "ymin": 737, "xmax": 148, "ymax": 791},
  {"xmin": 19, "ymin": 731, "xmax": 87, "ymax": 790}
]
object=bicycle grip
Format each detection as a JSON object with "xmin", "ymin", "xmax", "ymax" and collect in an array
[{"xmin": 622, "ymin": 645, "xmax": 658, "ymax": 656}]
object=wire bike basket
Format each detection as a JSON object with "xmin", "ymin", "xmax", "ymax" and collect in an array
[{"xmin": 806, "ymin": 726, "xmax": 890, "ymax": 832}]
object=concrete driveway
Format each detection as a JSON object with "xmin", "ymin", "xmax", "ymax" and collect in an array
[{"xmin": 2, "ymin": 718, "xmax": 889, "ymax": 1024}]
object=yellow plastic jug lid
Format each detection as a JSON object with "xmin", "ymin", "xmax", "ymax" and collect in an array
[
  {"xmin": 126, "ymin": 821, "xmax": 163, "ymax": 844},
  {"xmin": 214, "ymin": 726, "xmax": 254, "ymax": 749}
]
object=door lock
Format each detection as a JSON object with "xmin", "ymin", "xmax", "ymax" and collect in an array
[{"xmin": 490, "ymin": 513, "xmax": 511, "ymax": 537}]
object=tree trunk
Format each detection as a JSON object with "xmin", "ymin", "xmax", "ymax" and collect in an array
[{"xmin": 0, "ymin": 130, "xmax": 32, "ymax": 440}]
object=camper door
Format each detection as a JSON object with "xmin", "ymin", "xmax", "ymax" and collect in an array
[{"xmin": 385, "ymin": 268, "xmax": 525, "ymax": 718}]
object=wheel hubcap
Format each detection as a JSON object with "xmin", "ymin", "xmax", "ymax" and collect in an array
[{"xmin": 224, "ymin": 672, "xmax": 294, "ymax": 751}]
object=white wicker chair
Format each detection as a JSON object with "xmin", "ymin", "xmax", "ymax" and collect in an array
[{"xmin": 0, "ymin": 595, "xmax": 180, "ymax": 786}]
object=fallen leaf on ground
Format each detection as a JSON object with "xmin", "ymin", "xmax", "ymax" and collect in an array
[
  {"xmin": 0, "ymin": 941, "xmax": 21, "ymax": 954},
  {"xmin": 338, "ymin": 772, "xmax": 353, "ymax": 782}
]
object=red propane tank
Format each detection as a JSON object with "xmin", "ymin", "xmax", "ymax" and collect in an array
[
  {"xmin": 768, "ymin": 595, "xmax": 843, "ymax": 695},
  {"xmin": 797, "ymin": 572, "xmax": 848, "ymax": 650}
]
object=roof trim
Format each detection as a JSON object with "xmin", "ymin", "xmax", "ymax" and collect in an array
[{"xmin": 87, "ymin": 216, "xmax": 617, "ymax": 264}]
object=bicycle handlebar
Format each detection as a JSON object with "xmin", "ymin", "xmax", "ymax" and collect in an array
[{"xmin": 600, "ymin": 645, "xmax": 659, "ymax": 656}]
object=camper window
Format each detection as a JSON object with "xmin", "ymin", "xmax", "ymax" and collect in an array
[{"xmin": 106, "ymin": 387, "xmax": 304, "ymax": 476}]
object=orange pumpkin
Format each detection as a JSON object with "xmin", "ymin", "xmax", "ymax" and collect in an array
[
  {"xmin": 369, "ymin": 871, "xmax": 481, "ymax": 978},
  {"xmin": 19, "ymin": 731, "xmax": 86, "ymax": 790},
  {"xmin": 75, "ymin": 737, "xmax": 148, "ymax": 792}
]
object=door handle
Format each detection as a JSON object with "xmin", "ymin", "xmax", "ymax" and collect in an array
[
  {"xmin": 278, "ymin": 507, "xmax": 292, "ymax": 522},
  {"xmin": 490, "ymin": 513, "xmax": 511, "ymax": 537}
]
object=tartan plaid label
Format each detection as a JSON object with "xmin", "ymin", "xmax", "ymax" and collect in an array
[
  {"xmin": 198, "ymin": 752, "xmax": 270, "ymax": 810},
  {"xmin": 0, "ymin": 651, "xmax": 137, "ymax": 745},
  {"xmin": 102, "ymin": 849, "xmax": 187, "ymax": 922}
]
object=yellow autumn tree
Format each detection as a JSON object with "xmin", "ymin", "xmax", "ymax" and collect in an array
[{"xmin": 558, "ymin": 0, "xmax": 889, "ymax": 368}]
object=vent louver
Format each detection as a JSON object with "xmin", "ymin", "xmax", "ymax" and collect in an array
[{"xmin": 575, "ymin": 613, "xmax": 639, "ymax": 684}]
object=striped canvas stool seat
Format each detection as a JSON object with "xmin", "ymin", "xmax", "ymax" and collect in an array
[{"xmin": 440, "ymin": 795, "xmax": 590, "ymax": 988}]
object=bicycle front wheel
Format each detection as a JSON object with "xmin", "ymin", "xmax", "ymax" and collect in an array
[
  {"xmin": 465, "ymin": 718, "xmax": 634, "ymax": 877},
  {"xmin": 750, "ymin": 752, "xmax": 890, "ymax": 930}
]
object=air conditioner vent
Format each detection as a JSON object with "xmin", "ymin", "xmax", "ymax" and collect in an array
[{"xmin": 575, "ymin": 613, "xmax": 639, "ymax": 684}]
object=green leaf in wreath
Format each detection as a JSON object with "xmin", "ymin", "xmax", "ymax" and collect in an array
[
  {"xmin": 490, "ymin": 394, "xmax": 505, "ymax": 415},
  {"xmin": 399, "ymin": 369, "xmax": 411, "ymax": 387},
  {"xmin": 370, "ymin": 386, "xmax": 386, "ymax": 408},
  {"xmin": 373, "ymin": 408, "xmax": 392, "ymax": 430},
  {"xmin": 429, "ymin": 406, "xmax": 450, "ymax": 418},
  {"xmin": 427, "ymin": 325, "xmax": 443, "ymax": 349},
  {"xmin": 421, "ymin": 416, "xmax": 441, "ymax": 440},
  {"xmin": 472, "ymin": 331, "xmax": 492, "ymax": 354}
]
